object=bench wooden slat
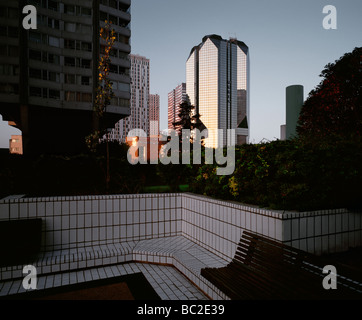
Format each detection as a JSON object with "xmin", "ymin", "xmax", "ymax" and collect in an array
[{"xmin": 201, "ymin": 230, "xmax": 362, "ymax": 300}]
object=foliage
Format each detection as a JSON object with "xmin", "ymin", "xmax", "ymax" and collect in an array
[
  {"xmin": 172, "ymin": 101, "xmax": 205, "ymax": 144},
  {"xmin": 85, "ymin": 21, "xmax": 116, "ymax": 151},
  {"xmin": 297, "ymin": 47, "xmax": 362, "ymax": 141},
  {"xmin": 189, "ymin": 138, "xmax": 362, "ymax": 211}
]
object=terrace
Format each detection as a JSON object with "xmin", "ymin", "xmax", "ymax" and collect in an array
[{"xmin": 0, "ymin": 192, "xmax": 362, "ymax": 299}]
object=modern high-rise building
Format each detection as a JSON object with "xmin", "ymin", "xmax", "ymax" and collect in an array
[
  {"xmin": 110, "ymin": 54, "xmax": 149, "ymax": 142},
  {"xmin": 168, "ymin": 83, "xmax": 188, "ymax": 131},
  {"xmin": 0, "ymin": 0, "xmax": 131, "ymax": 155},
  {"xmin": 186, "ymin": 35, "xmax": 250, "ymax": 148},
  {"xmin": 149, "ymin": 94, "xmax": 160, "ymax": 136}
]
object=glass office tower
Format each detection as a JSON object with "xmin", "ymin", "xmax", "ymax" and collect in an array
[{"xmin": 186, "ymin": 35, "xmax": 250, "ymax": 148}]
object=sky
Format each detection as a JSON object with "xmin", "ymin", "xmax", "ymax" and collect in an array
[{"xmin": 0, "ymin": 0, "xmax": 361, "ymax": 147}]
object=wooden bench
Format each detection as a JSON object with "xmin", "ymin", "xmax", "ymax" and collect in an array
[{"xmin": 201, "ymin": 230, "xmax": 362, "ymax": 300}]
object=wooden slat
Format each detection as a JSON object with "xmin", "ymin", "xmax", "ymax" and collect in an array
[{"xmin": 201, "ymin": 231, "xmax": 362, "ymax": 300}]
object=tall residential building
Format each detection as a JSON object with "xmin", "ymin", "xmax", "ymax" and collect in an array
[
  {"xmin": 0, "ymin": 0, "xmax": 131, "ymax": 155},
  {"xmin": 186, "ymin": 34, "xmax": 250, "ymax": 148},
  {"xmin": 149, "ymin": 94, "xmax": 160, "ymax": 136},
  {"xmin": 168, "ymin": 83, "xmax": 188, "ymax": 131},
  {"xmin": 110, "ymin": 54, "xmax": 149, "ymax": 142}
]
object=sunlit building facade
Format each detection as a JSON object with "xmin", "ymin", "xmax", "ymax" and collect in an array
[
  {"xmin": 168, "ymin": 83, "xmax": 188, "ymax": 131},
  {"xmin": 186, "ymin": 35, "xmax": 250, "ymax": 148},
  {"xmin": 149, "ymin": 93, "xmax": 160, "ymax": 136},
  {"xmin": 111, "ymin": 54, "xmax": 149, "ymax": 142}
]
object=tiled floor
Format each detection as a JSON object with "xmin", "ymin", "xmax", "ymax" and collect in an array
[{"xmin": 0, "ymin": 262, "xmax": 209, "ymax": 300}]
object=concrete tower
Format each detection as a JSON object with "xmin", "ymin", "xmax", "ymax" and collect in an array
[{"xmin": 286, "ymin": 85, "xmax": 304, "ymax": 140}]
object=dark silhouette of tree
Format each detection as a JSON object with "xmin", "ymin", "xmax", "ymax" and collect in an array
[
  {"xmin": 172, "ymin": 102, "xmax": 205, "ymax": 139},
  {"xmin": 297, "ymin": 47, "xmax": 362, "ymax": 141}
]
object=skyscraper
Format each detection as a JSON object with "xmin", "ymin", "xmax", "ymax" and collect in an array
[
  {"xmin": 0, "ymin": 0, "xmax": 131, "ymax": 154},
  {"xmin": 149, "ymin": 94, "xmax": 160, "ymax": 136},
  {"xmin": 186, "ymin": 35, "xmax": 250, "ymax": 148},
  {"xmin": 168, "ymin": 83, "xmax": 188, "ymax": 131},
  {"xmin": 111, "ymin": 54, "xmax": 149, "ymax": 142}
]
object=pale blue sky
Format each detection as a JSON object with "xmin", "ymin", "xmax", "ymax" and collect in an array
[{"xmin": 0, "ymin": 0, "xmax": 361, "ymax": 147}]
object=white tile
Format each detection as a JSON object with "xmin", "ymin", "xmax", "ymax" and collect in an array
[
  {"xmin": 99, "ymin": 200, "xmax": 106, "ymax": 213},
  {"xmin": 36, "ymin": 202, "xmax": 45, "ymax": 217},
  {"xmin": 321, "ymin": 215, "xmax": 329, "ymax": 234},
  {"xmin": 99, "ymin": 212, "xmax": 106, "ymax": 226},
  {"xmin": 77, "ymin": 214, "xmax": 84, "ymax": 228},
  {"xmin": 245, "ymin": 211, "xmax": 250, "ymax": 230},
  {"xmin": 93, "ymin": 228, "xmax": 99, "ymax": 241},
  {"xmin": 307, "ymin": 217, "xmax": 314, "ymax": 237},
  {"xmin": 153, "ymin": 222, "xmax": 159, "ymax": 235},
  {"xmin": 140, "ymin": 198, "xmax": 146, "ymax": 210},
  {"xmin": 69, "ymin": 201, "xmax": 77, "ymax": 215},
  {"xmin": 146, "ymin": 198, "xmax": 152, "ymax": 210},
  {"xmin": 133, "ymin": 198, "xmax": 139, "ymax": 211},
  {"xmin": 45, "ymin": 202, "xmax": 54, "ymax": 217},
  {"xmin": 19, "ymin": 203, "xmax": 28, "ymax": 218},
  {"xmin": 251, "ymin": 213, "xmax": 257, "ymax": 232},
  {"xmin": 127, "ymin": 225, "xmax": 133, "ymax": 238},
  {"xmin": 84, "ymin": 200, "xmax": 92, "ymax": 214},
  {"xmin": 314, "ymin": 216, "xmax": 322, "ymax": 236},
  {"xmin": 283, "ymin": 219, "xmax": 291, "ymax": 241},
  {"xmin": 78, "ymin": 201, "xmax": 85, "ymax": 214},
  {"xmin": 28, "ymin": 202, "xmax": 36, "ymax": 218},
  {"xmin": 127, "ymin": 211, "xmax": 133, "ymax": 224},
  {"xmin": 349, "ymin": 213, "xmax": 356, "ymax": 230},
  {"xmin": 292, "ymin": 219, "xmax": 299, "ymax": 240},
  {"xmin": 127, "ymin": 199, "xmax": 133, "ymax": 211},
  {"xmin": 120, "ymin": 199, "xmax": 126, "ymax": 212},
  {"xmin": 262, "ymin": 216, "xmax": 269, "ymax": 236}
]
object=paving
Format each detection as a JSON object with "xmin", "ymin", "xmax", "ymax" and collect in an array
[{"xmin": 0, "ymin": 262, "xmax": 209, "ymax": 300}]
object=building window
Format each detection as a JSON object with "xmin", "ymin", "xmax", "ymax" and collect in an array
[
  {"xmin": 29, "ymin": 68, "xmax": 42, "ymax": 79},
  {"xmin": 81, "ymin": 93, "xmax": 92, "ymax": 102},
  {"xmin": 48, "ymin": 53, "xmax": 60, "ymax": 64},
  {"xmin": 81, "ymin": 7, "xmax": 91, "ymax": 16},
  {"xmin": 109, "ymin": 0, "xmax": 118, "ymax": 9},
  {"xmin": 81, "ymin": 59, "xmax": 91, "ymax": 69},
  {"xmin": 65, "ymin": 91, "xmax": 75, "ymax": 101},
  {"xmin": 48, "ymin": 36, "xmax": 60, "ymax": 47},
  {"xmin": 48, "ymin": 0, "xmax": 58, "ymax": 11},
  {"xmin": 49, "ymin": 89, "xmax": 60, "ymax": 100},
  {"xmin": 65, "ymin": 74, "xmax": 75, "ymax": 84},
  {"xmin": 81, "ymin": 76, "xmax": 90, "ymax": 85},
  {"xmin": 29, "ymin": 31, "xmax": 41, "ymax": 43},
  {"xmin": 8, "ymin": 27, "xmax": 19, "ymax": 38},
  {"xmin": 64, "ymin": 5, "xmax": 75, "ymax": 15},
  {"xmin": 0, "ymin": 83, "xmax": 18, "ymax": 94},
  {"xmin": 65, "ymin": 57, "xmax": 75, "ymax": 67},
  {"xmin": 29, "ymin": 87, "xmax": 42, "ymax": 97},
  {"xmin": 49, "ymin": 72, "xmax": 60, "ymax": 82},
  {"xmin": 9, "ymin": 46, "xmax": 19, "ymax": 57},
  {"xmin": 29, "ymin": 49, "xmax": 41, "ymax": 61}
]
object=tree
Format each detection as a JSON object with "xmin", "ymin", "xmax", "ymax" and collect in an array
[
  {"xmin": 85, "ymin": 21, "xmax": 116, "ymax": 192},
  {"xmin": 172, "ymin": 102, "xmax": 205, "ymax": 142},
  {"xmin": 297, "ymin": 47, "xmax": 362, "ymax": 141}
]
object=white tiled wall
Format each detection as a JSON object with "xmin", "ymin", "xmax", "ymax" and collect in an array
[
  {"xmin": 0, "ymin": 193, "xmax": 361, "ymax": 257},
  {"xmin": 0, "ymin": 194, "xmax": 182, "ymax": 252}
]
